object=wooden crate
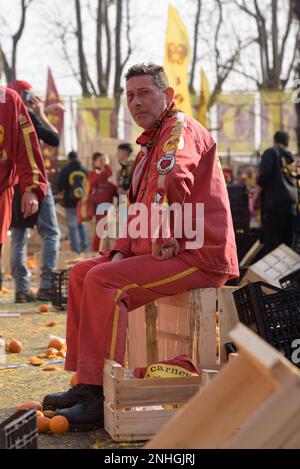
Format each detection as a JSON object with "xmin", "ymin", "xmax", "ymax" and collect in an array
[
  {"xmin": 244, "ymin": 244, "xmax": 300, "ymax": 287},
  {"xmin": 146, "ymin": 323, "xmax": 300, "ymax": 449},
  {"xmin": 127, "ymin": 287, "xmax": 239, "ymax": 369},
  {"xmin": 103, "ymin": 359, "xmax": 218, "ymax": 442}
]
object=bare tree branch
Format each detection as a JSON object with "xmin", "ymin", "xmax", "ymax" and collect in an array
[
  {"xmin": 279, "ymin": 1, "xmax": 293, "ymax": 73},
  {"xmin": 96, "ymin": 0, "xmax": 107, "ymax": 95},
  {"xmin": 189, "ymin": 0, "xmax": 202, "ymax": 94},
  {"xmin": 120, "ymin": 0, "xmax": 132, "ymax": 75},
  {"xmin": 281, "ymin": 25, "xmax": 300, "ymax": 88},
  {"xmin": 74, "ymin": 0, "xmax": 91, "ymax": 96},
  {"xmin": 104, "ymin": 0, "xmax": 112, "ymax": 91},
  {"xmin": 0, "ymin": 0, "xmax": 34, "ymax": 82}
]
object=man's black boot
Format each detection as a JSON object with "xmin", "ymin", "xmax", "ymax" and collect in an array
[
  {"xmin": 54, "ymin": 397, "xmax": 104, "ymax": 432},
  {"xmin": 42, "ymin": 383, "xmax": 103, "ymax": 411},
  {"xmin": 15, "ymin": 291, "xmax": 37, "ymax": 303}
]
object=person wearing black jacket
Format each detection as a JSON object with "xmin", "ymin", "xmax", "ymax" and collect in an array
[
  {"xmin": 253, "ymin": 131, "xmax": 298, "ymax": 256},
  {"xmin": 7, "ymin": 80, "xmax": 61, "ymax": 303},
  {"xmin": 57, "ymin": 151, "xmax": 89, "ymax": 254}
]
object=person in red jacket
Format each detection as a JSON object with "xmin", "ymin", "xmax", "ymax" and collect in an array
[
  {"xmin": 0, "ymin": 86, "xmax": 47, "ymax": 291},
  {"xmin": 43, "ymin": 63, "xmax": 239, "ymax": 431},
  {"xmin": 88, "ymin": 152, "xmax": 118, "ymax": 252}
]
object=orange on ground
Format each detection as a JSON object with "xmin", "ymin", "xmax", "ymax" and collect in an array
[
  {"xmin": 43, "ymin": 366, "xmax": 61, "ymax": 372},
  {"xmin": 46, "ymin": 321, "xmax": 58, "ymax": 327},
  {"xmin": 39, "ymin": 304, "xmax": 49, "ymax": 313},
  {"xmin": 16, "ymin": 401, "xmax": 43, "ymax": 412},
  {"xmin": 49, "ymin": 416, "xmax": 69, "ymax": 435},
  {"xmin": 70, "ymin": 373, "xmax": 78, "ymax": 387},
  {"xmin": 48, "ymin": 338, "xmax": 64, "ymax": 351},
  {"xmin": 37, "ymin": 416, "xmax": 50, "ymax": 433},
  {"xmin": 46, "ymin": 347, "xmax": 59, "ymax": 358},
  {"xmin": 7, "ymin": 339, "xmax": 22, "ymax": 353}
]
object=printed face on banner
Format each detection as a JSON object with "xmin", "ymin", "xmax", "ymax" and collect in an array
[{"xmin": 217, "ymin": 95, "xmax": 255, "ymax": 153}]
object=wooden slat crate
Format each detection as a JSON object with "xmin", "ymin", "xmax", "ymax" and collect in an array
[
  {"xmin": 244, "ymin": 244, "xmax": 300, "ymax": 287},
  {"xmin": 146, "ymin": 323, "xmax": 300, "ymax": 449},
  {"xmin": 103, "ymin": 359, "xmax": 218, "ymax": 442},
  {"xmin": 127, "ymin": 287, "xmax": 239, "ymax": 369}
]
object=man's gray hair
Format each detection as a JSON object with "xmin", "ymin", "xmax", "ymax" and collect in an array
[{"xmin": 125, "ymin": 63, "xmax": 169, "ymax": 90}]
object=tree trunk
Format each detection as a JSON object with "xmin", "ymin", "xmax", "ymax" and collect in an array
[
  {"xmin": 96, "ymin": 0, "xmax": 107, "ymax": 95},
  {"xmin": 75, "ymin": 0, "xmax": 90, "ymax": 96},
  {"xmin": 104, "ymin": 0, "xmax": 112, "ymax": 92},
  {"xmin": 189, "ymin": 0, "xmax": 202, "ymax": 94},
  {"xmin": 271, "ymin": 0, "xmax": 279, "ymax": 88}
]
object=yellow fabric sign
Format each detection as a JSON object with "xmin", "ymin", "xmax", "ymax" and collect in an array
[
  {"xmin": 198, "ymin": 68, "xmax": 210, "ymax": 128},
  {"xmin": 164, "ymin": 5, "xmax": 192, "ymax": 116},
  {"xmin": 217, "ymin": 93, "xmax": 255, "ymax": 153},
  {"xmin": 77, "ymin": 97, "xmax": 117, "ymax": 143},
  {"xmin": 260, "ymin": 90, "xmax": 297, "ymax": 153}
]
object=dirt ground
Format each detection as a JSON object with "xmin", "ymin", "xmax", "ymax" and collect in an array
[{"xmin": 0, "ymin": 278, "xmax": 142, "ymax": 450}]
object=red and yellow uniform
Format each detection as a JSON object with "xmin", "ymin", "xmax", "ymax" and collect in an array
[
  {"xmin": 0, "ymin": 87, "xmax": 47, "ymax": 243},
  {"xmin": 88, "ymin": 166, "xmax": 118, "ymax": 252},
  {"xmin": 65, "ymin": 105, "xmax": 239, "ymax": 385}
]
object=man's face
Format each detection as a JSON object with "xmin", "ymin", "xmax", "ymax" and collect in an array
[
  {"xmin": 126, "ymin": 75, "xmax": 173, "ymax": 129},
  {"xmin": 94, "ymin": 156, "xmax": 106, "ymax": 171},
  {"xmin": 117, "ymin": 149, "xmax": 130, "ymax": 163}
]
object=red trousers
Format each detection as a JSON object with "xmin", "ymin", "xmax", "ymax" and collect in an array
[
  {"xmin": 0, "ymin": 187, "xmax": 13, "ymax": 244},
  {"xmin": 65, "ymin": 254, "xmax": 229, "ymax": 385}
]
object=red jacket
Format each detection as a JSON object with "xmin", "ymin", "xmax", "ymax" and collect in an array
[
  {"xmin": 0, "ymin": 87, "xmax": 47, "ymax": 243},
  {"xmin": 103, "ymin": 109, "xmax": 239, "ymax": 278},
  {"xmin": 88, "ymin": 167, "xmax": 118, "ymax": 207}
]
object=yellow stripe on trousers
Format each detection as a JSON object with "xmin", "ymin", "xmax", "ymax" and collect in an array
[
  {"xmin": 109, "ymin": 266, "xmax": 199, "ymax": 359},
  {"xmin": 21, "ymin": 124, "xmax": 40, "ymax": 190}
]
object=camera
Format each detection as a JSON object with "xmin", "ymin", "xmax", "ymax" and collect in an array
[{"xmin": 22, "ymin": 90, "xmax": 32, "ymax": 105}]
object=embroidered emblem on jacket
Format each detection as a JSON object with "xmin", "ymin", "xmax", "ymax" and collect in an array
[{"xmin": 157, "ymin": 153, "xmax": 176, "ymax": 175}]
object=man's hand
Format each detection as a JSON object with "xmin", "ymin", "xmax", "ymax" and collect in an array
[
  {"xmin": 21, "ymin": 192, "xmax": 39, "ymax": 218},
  {"xmin": 30, "ymin": 95, "xmax": 44, "ymax": 116},
  {"xmin": 44, "ymin": 102, "xmax": 66, "ymax": 113},
  {"xmin": 111, "ymin": 252, "xmax": 125, "ymax": 262},
  {"xmin": 152, "ymin": 238, "xmax": 180, "ymax": 261}
]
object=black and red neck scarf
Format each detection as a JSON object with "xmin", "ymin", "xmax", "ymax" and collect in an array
[{"xmin": 136, "ymin": 102, "xmax": 178, "ymax": 151}]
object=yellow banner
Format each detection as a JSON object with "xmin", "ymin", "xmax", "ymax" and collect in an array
[
  {"xmin": 217, "ymin": 93, "xmax": 255, "ymax": 153},
  {"xmin": 260, "ymin": 90, "xmax": 297, "ymax": 152},
  {"xmin": 198, "ymin": 68, "xmax": 210, "ymax": 128},
  {"xmin": 77, "ymin": 97, "xmax": 117, "ymax": 143},
  {"xmin": 164, "ymin": 5, "xmax": 192, "ymax": 116}
]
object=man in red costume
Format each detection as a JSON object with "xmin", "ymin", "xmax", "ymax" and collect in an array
[
  {"xmin": 43, "ymin": 64, "xmax": 239, "ymax": 431},
  {"xmin": 0, "ymin": 86, "xmax": 47, "ymax": 291},
  {"xmin": 88, "ymin": 152, "xmax": 118, "ymax": 252}
]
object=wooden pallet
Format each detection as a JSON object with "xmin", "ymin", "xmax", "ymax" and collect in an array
[
  {"xmin": 146, "ymin": 323, "xmax": 300, "ymax": 449},
  {"xmin": 103, "ymin": 359, "xmax": 219, "ymax": 442},
  {"xmin": 127, "ymin": 287, "xmax": 239, "ymax": 369},
  {"xmin": 244, "ymin": 244, "xmax": 300, "ymax": 287}
]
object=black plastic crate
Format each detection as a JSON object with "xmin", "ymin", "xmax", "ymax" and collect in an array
[
  {"xmin": 51, "ymin": 269, "xmax": 69, "ymax": 310},
  {"xmin": 280, "ymin": 268, "xmax": 300, "ymax": 290},
  {"xmin": 0, "ymin": 409, "xmax": 38, "ymax": 449},
  {"xmin": 233, "ymin": 282, "xmax": 300, "ymax": 366}
]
